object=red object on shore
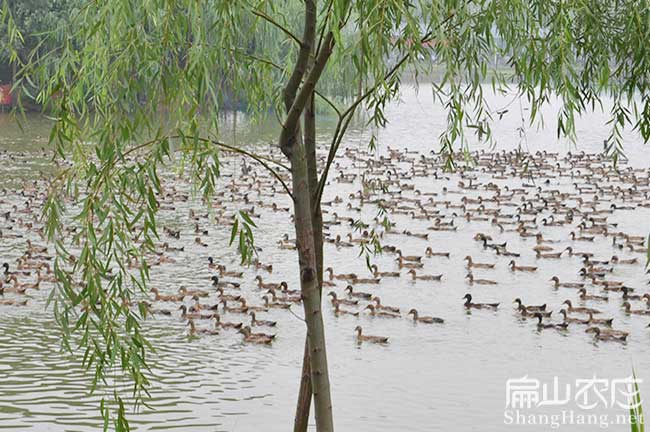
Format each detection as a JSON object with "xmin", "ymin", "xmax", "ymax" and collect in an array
[{"xmin": 0, "ymin": 84, "xmax": 13, "ymax": 106}]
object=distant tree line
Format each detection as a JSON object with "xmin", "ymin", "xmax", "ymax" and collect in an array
[
  {"xmin": 1, "ymin": 0, "xmax": 358, "ymax": 111},
  {"xmin": 1, "ymin": 0, "xmax": 74, "ymax": 84}
]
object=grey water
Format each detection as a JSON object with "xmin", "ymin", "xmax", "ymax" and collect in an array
[{"xmin": 0, "ymin": 85, "xmax": 649, "ymax": 431}]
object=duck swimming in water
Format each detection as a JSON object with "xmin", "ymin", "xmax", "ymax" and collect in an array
[
  {"xmin": 577, "ymin": 288, "xmax": 608, "ymax": 302},
  {"xmin": 463, "ymin": 294, "xmax": 499, "ymax": 310},
  {"xmin": 354, "ymin": 326, "xmax": 389, "ymax": 344},
  {"xmin": 407, "ymin": 269, "xmax": 442, "ymax": 281},
  {"xmin": 364, "ymin": 304, "xmax": 400, "ymax": 318},
  {"xmin": 535, "ymin": 313, "xmax": 568, "ymax": 330},
  {"xmin": 465, "ymin": 273, "xmax": 497, "ymax": 285},
  {"xmin": 408, "ymin": 308, "xmax": 444, "ymax": 324},
  {"xmin": 587, "ymin": 326, "xmax": 627, "ymax": 342},
  {"xmin": 562, "ymin": 300, "xmax": 601, "ymax": 315},
  {"xmin": 508, "ymin": 260, "xmax": 537, "ymax": 272},
  {"xmin": 344, "ymin": 285, "xmax": 372, "ymax": 300}
]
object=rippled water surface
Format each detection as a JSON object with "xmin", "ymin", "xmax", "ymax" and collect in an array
[{"xmin": 1, "ymin": 86, "xmax": 650, "ymax": 431}]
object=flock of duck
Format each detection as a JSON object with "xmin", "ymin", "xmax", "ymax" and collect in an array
[{"xmin": 1, "ymin": 145, "xmax": 650, "ymax": 347}]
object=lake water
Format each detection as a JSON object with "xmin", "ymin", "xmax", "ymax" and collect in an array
[{"xmin": 1, "ymin": 85, "xmax": 649, "ymax": 431}]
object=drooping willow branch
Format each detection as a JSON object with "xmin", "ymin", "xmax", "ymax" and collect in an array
[
  {"xmin": 190, "ymin": 136, "xmax": 295, "ymax": 200},
  {"xmin": 252, "ymin": 9, "xmax": 304, "ymax": 48}
]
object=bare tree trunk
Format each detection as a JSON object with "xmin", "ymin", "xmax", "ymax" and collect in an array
[
  {"xmin": 294, "ymin": 342, "xmax": 312, "ymax": 432},
  {"xmin": 293, "ymin": 92, "xmax": 322, "ymax": 432},
  {"xmin": 281, "ymin": 123, "xmax": 333, "ymax": 432}
]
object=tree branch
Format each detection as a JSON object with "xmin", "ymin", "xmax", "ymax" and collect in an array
[
  {"xmin": 234, "ymin": 48, "xmax": 342, "ymax": 117},
  {"xmin": 282, "ymin": 0, "xmax": 317, "ymax": 111},
  {"xmin": 193, "ymin": 137, "xmax": 294, "ymax": 200},
  {"xmin": 279, "ymin": 31, "xmax": 334, "ymax": 149},
  {"xmin": 315, "ymin": 31, "xmax": 436, "ymax": 205},
  {"xmin": 252, "ymin": 9, "xmax": 304, "ymax": 48}
]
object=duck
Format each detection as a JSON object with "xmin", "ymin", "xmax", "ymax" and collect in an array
[
  {"xmin": 354, "ymin": 326, "xmax": 389, "ymax": 343},
  {"xmin": 508, "ymin": 260, "xmax": 537, "ymax": 272},
  {"xmin": 465, "ymin": 273, "xmax": 497, "ymax": 285},
  {"xmin": 344, "ymin": 285, "xmax": 372, "ymax": 300},
  {"xmin": 407, "ymin": 308, "xmax": 444, "ymax": 324},
  {"xmin": 371, "ymin": 296, "xmax": 400, "ymax": 313},
  {"xmin": 577, "ymin": 288, "xmax": 608, "ymax": 302},
  {"xmin": 550, "ymin": 276, "xmax": 584, "ymax": 289},
  {"xmin": 328, "ymin": 291, "xmax": 359, "ymax": 307},
  {"xmin": 622, "ymin": 301, "xmax": 650, "ymax": 315},
  {"xmin": 535, "ymin": 250, "xmax": 563, "ymax": 259},
  {"xmin": 262, "ymin": 295, "xmax": 292, "ymax": 309},
  {"xmin": 587, "ymin": 326, "xmax": 627, "ymax": 342},
  {"xmin": 186, "ymin": 318, "xmax": 220, "ymax": 336},
  {"xmin": 517, "ymin": 304, "xmax": 552, "ymax": 318},
  {"xmin": 585, "ymin": 326, "xmax": 627, "ymax": 338},
  {"xmin": 349, "ymin": 277, "xmax": 381, "ymax": 285},
  {"xmin": 254, "ymin": 276, "xmax": 284, "ymax": 290},
  {"xmin": 253, "ymin": 259, "xmax": 273, "ymax": 272},
  {"xmin": 249, "ymin": 311, "xmax": 276, "ymax": 327},
  {"xmin": 407, "ymin": 269, "xmax": 442, "ymax": 281},
  {"xmin": 324, "ymin": 267, "xmax": 357, "ymax": 281},
  {"xmin": 559, "ymin": 309, "xmax": 589, "ymax": 324},
  {"xmin": 194, "ymin": 223, "xmax": 208, "ymax": 235},
  {"xmin": 424, "ymin": 247, "xmax": 450, "ymax": 258},
  {"xmin": 179, "ymin": 305, "xmax": 214, "ymax": 320},
  {"xmin": 220, "ymin": 299, "xmax": 249, "ymax": 314},
  {"xmin": 535, "ymin": 313, "xmax": 568, "ymax": 330},
  {"xmin": 395, "ymin": 250, "xmax": 422, "ymax": 262},
  {"xmin": 564, "ymin": 247, "xmax": 593, "ymax": 258},
  {"xmin": 150, "ymin": 287, "xmax": 183, "ymax": 302},
  {"xmin": 189, "ymin": 295, "xmax": 218, "ymax": 312},
  {"xmin": 464, "ymin": 256, "xmax": 495, "ymax": 269},
  {"xmin": 365, "ymin": 304, "xmax": 400, "ymax": 318},
  {"xmin": 463, "ymin": 294, "xmax": 499, "ymax": 310},
  {"xmin": 238, "ymin": 298, "xmax": 268, "ymax": 312},
  {"xmin": 397, "ymin": 257, "xmax": 424, "ymax": 269},
  {"xmin": 513, "ymin": 298, "xmax": 546, "ymax": 312},
  {"xmin": 213, "ymin": 313, "xmax": 243, "ymax": 329},
  {"xmin": 0, "ymin": 299, "xmax": 28, "ymax": 306},
  {"xmin": 587, "ymin": 312, "xmax": 613, "ymax": 326},
  {"xmin": 239, "ymin": 325, "xmax": 275, "ymax": 344},
  {"xmin": 370, "ymin": 264, "xmax": 400, "ymax": 278},
  {"xmin": 211, "ymin": 275, "xmax": 241, "ymax": 289},
  {"xmin": 621, "ymin": 287, "xmax": 643, "ymax": 301},
  {"xmin": 194, "ymin": 237, "xmax": 208, "ymax": 247},
  {"xmin": 2, "ymin": 262, "xmax": 30, "ymax": 277},
  {"xmin": 569, "ymin": 232, "xmax": 595, "ymax": 242},
  {"xmin": 562, "ymin": 300, "xmax": 601, "ymax": 315},
  {"xmin": 610, "ymin": 255, "xmax": 638, "ymax": 265},
  {"xmin": 178, "ymin": 286, "xmax": 209, "ymax": 298},
  {"xmin": 333, "ymin": 303, "xmax": 360, "ymax": 317},
  {"xmin": 218, "ymin": 265, "xmax": 244, "ymax": 278},
  {"xmin": 216, "ymin": 287, "xmax": 241, "ymax": 302},
  {"xmin": 266, "ymin": 288, "xmax": 302, "ymax": 303},
  {"xmin": 0, "ymin": 280, "xmax": 28, "ymax": 295}
]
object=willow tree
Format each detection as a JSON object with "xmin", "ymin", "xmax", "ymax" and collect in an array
[{"xmin": 4, "ymin": 0, "xmax": 650, "ymax": 431}]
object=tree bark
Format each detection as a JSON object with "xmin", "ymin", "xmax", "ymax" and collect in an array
[
  {"xmin": 294, "ymin": 91, "xmax": 322, "ymax": 432},
  {"xmin": 282, "ymin": 124, "xmax": 333, "ymax": 432}
]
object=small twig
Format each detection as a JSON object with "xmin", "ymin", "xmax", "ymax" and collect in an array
[{"xmin": 287, "ymin": 305, "xmax": 306, "ymax": 323}]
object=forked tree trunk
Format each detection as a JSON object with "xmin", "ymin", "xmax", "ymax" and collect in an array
[{"xmin": 281, "ymin": 1, "xmax": 335, "ymax": 429}]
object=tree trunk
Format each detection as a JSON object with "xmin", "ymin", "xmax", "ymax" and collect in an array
[
  {"xmin": 293, "ymin": 92, "xmax": 322, "ymax": 432},
  {"xmin": 282, "ymin": 120, "xmax": 333, "ymax": 431},
  {"xmin": 281, "ymin": 1, "xmax": 334, "ymax": 429}
]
